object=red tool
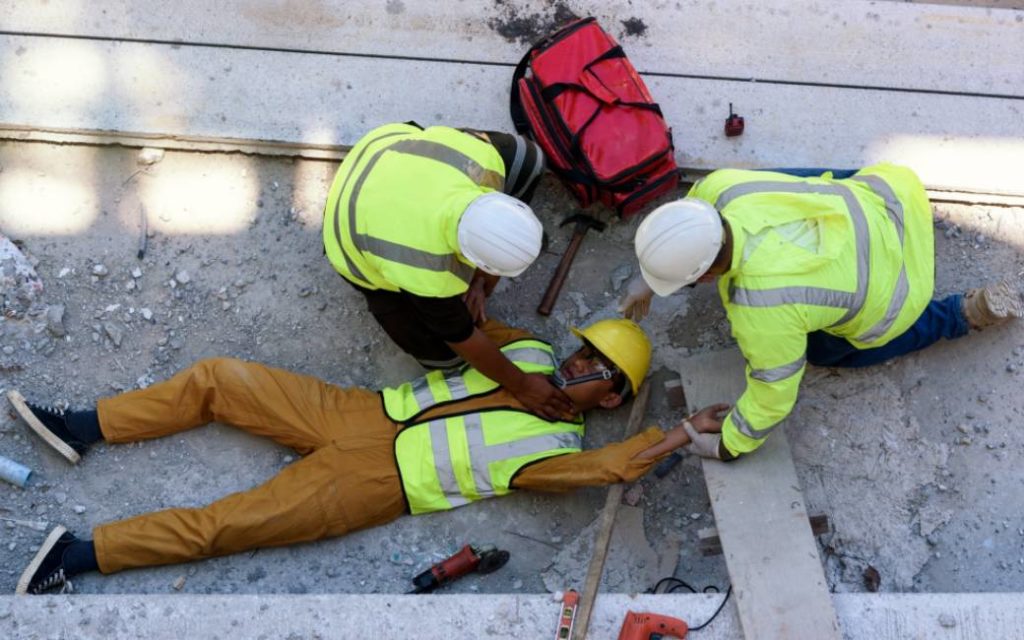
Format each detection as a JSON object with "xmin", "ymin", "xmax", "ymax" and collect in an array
[
  {"xmin": 553, "ymin": 590, "xmax": 580, "ymax": 639},
  {"xmin": 724, "ymin": 103, "xmax": 744, "ymax": 137},
  {"xmin": 618, "ymin": 610, "xmax": 689, "ymax": 640},
  {"xmin": 408, "ymin": 544, "xmax": 510, "ymax": 594}
]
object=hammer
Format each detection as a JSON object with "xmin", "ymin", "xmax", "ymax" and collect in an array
[{"xmin": 537, "ymin": 214, "xmax": 606, "ymax": 316}]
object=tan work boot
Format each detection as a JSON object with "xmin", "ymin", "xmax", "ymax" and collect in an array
[{"xmin": 962, "ymin": 280, "xmax": 1024, "ymax": 330}]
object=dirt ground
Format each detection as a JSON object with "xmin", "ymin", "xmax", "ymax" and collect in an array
[{"xmin": 1, "ymin": 140, "xmax": 1022, "ymax": 598}]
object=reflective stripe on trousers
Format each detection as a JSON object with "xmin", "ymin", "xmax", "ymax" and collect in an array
[
  {"xmin": 337, "ymin": 138, "xmax": 505, "ymax": 285},
  {"xmin": 428, "ymin": 414, "xmax": 581, "ymax": 504}
]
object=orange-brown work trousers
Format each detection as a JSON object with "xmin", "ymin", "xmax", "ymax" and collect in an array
[{"xmin": 93, "ymin": 357, "xmax": 406, "ymax": 574}]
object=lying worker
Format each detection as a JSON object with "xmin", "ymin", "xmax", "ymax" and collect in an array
[
  {"xmin": 619, "ymin": 164, "xmax": 1023, "ymax": 461},
  {"xmin": 323, "ymin": 121, "xmax": 572, "ymax": 420},
  {"xmin": 10, "ymin": 318, "xmax": 727, "ymax": 595}
]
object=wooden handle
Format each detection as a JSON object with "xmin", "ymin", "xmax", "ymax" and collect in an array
[
  {"xmin": 572, "ymin": 381, "xmax": 651, "ymax": 640},
  {"xmin": 536, "ymin": 229, "xmax": 588, "ymax": 316}
]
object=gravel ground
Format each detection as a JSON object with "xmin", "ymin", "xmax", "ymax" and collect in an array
[{"xmin": 1, "ymin": 140, "xmax": 1022, "ymax": 597}]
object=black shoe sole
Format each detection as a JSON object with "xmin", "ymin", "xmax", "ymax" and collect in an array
[
  {"xmin": 7, "ymin": 390, "xmax": 81, "ymax": 464},
  {"xmin": 16, "ymin": 525, "xmax": 68, "ymax": 595}
]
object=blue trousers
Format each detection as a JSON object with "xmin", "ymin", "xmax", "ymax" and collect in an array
[{"xmin": 807, "ymin": 295, "xmax": 969, "ymax": 368}]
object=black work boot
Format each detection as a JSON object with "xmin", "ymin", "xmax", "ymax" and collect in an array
[
  {"xmin": 6, "ymin": 390, "xmax": 88, "ymax": 464},
  {"xmin": 16, "ymin": 526, "xmax": 78, "ymax": 595}
]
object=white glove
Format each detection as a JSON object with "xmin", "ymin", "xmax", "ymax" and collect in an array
[
  {"xmin": 682, "ymin": 421, "xmax": 722, "ymax": 460},
  {"xmin": 618, "ymin": 276, "xmax": 654, "ymax": 321}
]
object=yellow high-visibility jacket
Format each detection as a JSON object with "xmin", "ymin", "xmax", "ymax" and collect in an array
[
  {"xmin": 689, "ymin": 164, "xmax": 934, "ymax": 455},
  {"xmin": 322, "ymin": 123, "xmax": 506, "ymax": 297},
  {"xmin": 387, "ymin": 339, "xmax": 584, "ymax": 514}
]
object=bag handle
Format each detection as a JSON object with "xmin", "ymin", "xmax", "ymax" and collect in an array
[{"xmin": 510, "ymin": 17, "xmax": 596, "ymax": 134}]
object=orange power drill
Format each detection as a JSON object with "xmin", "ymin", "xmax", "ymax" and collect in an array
[{"xmin": 618, "ymin": 610, "xmax": 689, "ymax": 640}]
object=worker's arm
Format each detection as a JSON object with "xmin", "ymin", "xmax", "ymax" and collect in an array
[
  {"xmin": 721, "ymin": 312, "xmax": 808, "ymax": 457},
  {"xmin": 510, "ymin": 427, "xmax": 666, "ymax": 491},
  {"xmin": 463, "ymin": 269, "xmax": 500, "ymax": 325},
  {"xmin": 633, "ymin": 404, "xmax": 730, "ymax": 460},
  {"xmin": 449, "ymin": 328, "xmax": 573, "ymax": 419}
]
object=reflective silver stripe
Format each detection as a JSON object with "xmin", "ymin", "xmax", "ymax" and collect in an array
[
  {"xmin": 507, "ymin": 135, "xmax": 527, "ymax": 196},
  {"xmin": 851, "ymin": 175, "xmax": 910, "ymax": 343},
  {"xmin": 750, "ymin": 354, "xmax": 806, "ymax": 383},
  {"xmin": 428, "ymin": 420, "xmax": 470, "ymax": 508},
  {"xmin": 415, "ymin": 356, "xmax": 464, "ymax": 370},
  {"xmin": 348, "ymin": 138, "xmax": 488, "ymax": 285},
  {"xmin": 730, "ymin": 284, "xmax": 853, "ymax": 309},
  {"xmin": 501, "ymin": 347, "xmax": 557, "ymax": 369},
  {"xmin": 462, "ymin": 414, "xmax": 581, "ymax": 499},
  {"xmin": 332, "ymin": 130, "xmax": 407, "ymax": 284},
  {"xmin": 411, "ymin": 377, "xmax": 436, "ymax": 409},
  {"xmin": 716, "ymin": 181, "xmax": 870, "ymax": 327},
  {"xmin": 730, "ymin": 406, "xmax": 775, "ymax": 440},
  {"xmin": 390, "ymin": 139, "xmax": 505, "ymax": 192}
]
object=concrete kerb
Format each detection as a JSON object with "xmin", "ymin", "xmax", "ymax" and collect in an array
[{"xmin": 4, "ymin": 593, "xmax": 1024, "ymax": 639}]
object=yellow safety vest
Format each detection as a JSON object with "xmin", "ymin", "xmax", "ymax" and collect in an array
[
  {"xmin": 689, "ymin": 164, "xmax": 934, "ymax": 455},
  {"xmin": 322, "ymin": 123, "xmax": 506, "ymax": 297},
  {"xmin": 387, "ymin": 340, "xmax": 584, "ymax": 514}
]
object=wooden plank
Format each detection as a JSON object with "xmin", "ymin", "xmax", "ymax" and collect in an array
[
  {"xmin": 2, "ymin": 0, "xmax": 1020, "ymax": 94},
  {"xmin": 573, "ymin": 381, "xmax": 651, "ymax": 640},
  {"xmin": 676, "ymin": 349, "xmax": 841, "ymax": 640}
]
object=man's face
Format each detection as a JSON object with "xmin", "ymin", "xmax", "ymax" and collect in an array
[{"xmin": 557, "ymin": 345, "xmax": 623, "ymax": 413}]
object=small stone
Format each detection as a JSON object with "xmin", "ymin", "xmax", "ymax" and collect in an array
[
  {"xmin": 54, "ymin": 491, "xmax": 67, "ymax": 505},
  {"xmin": 58, "ymin": 267, "xmax": 71, "ymax": 278},
  {"xmin": 550, "ymin": 535, "xmax": 563, "ymax": 544},
  {"xmin": 222, "ymin": 301, "xmax": 232, "ymax": 311},
  {"xmin": 72, "ymin": 505, "xmax": 87, "ymax": 514},
  {"xmin": 282, "ymin": 455, "xmax": 294, "ymax": 464},
  {"xmin": 690, "ymin": 513, "xmax": 702, "ymax": 520},
  {"xmin": 45, "ymin": 304, "xmax": 66, "ymax": 337},
  {"xmin": 1007, "ymin": 363, "xmax": 1017, "ymax": 373},
  {"xmin": 172, "ymin": 575, "xmax": 186, "ymax": 591},
  {"xmin": 956, "ymin": 424, "xmax": 971, "ymax": 434},
  {"xmin": 512, "ymin": 579, "xmax": 523, "ymax": 590},
  {"xmin": 174, "ymin": 270, "xmax": 191, "ymax": 285},
  {"xmin": 92, "ymin": 264, "xmax": 109, "ymax": 277},
  {"xmin": 138, "ymin": 147, "xmax": 165, "ymax": 165},
  {"xmin": 623, "ymin": 484, "xmax": 644, "ymax": 507},
  {"xmin": 298, "ymin": 287, "xmax": 313, "ymax": 298},
  {"xmin": 141, "ymin": 308, "xmax": 153, "ymax": 321},
  {"xmin": 103, "ymin": 321, "xmax": 124, "ymax": 347},
  {"xmin": 271, "ymin": 181, "xmax": 279, "ymax": 191},
  {"xmin": 131, "ymin": 267, "xmax": 143, "ymax": 279},
  {"xmin": 938, "ymin": 613, "xmax": 956, "ymax": 628},
  {"xmin": 125, "ymin": 280, "xmax": 136, "ymax": 292},
  {"xmin": 7, "ymin": 542, "xmax": 15, "ymax": 551}
]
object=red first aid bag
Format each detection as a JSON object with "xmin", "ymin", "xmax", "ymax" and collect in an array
[{"xmin": 510, "ymin": 17, "xmax": 680, "ymax": 218}]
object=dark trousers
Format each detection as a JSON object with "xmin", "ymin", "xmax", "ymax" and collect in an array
[{"xmin": 807, "ymin": 295, "xmax": 969, "ymax": 368}]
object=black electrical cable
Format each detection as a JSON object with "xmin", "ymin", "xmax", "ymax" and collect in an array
[
  {"xmin": 645, "ymin": 577, "xmax": 732, "ymax": 632},
  {"xmin": 688, "ymin": 585, "xmax": 732, "ymax": 632}
]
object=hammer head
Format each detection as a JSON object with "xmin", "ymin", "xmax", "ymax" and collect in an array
[{"xmin": 559, "ymin": 213, "xmax": 606, "ymax": 233}]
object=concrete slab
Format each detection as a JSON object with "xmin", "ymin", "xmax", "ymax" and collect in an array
[
  {"xmin": 1, "ymin": 1, "xmax": 1022, "ymax": 193},
  {"xmin": 3, "ymin": 593, "xmax": 1024, "ymax": 638}
]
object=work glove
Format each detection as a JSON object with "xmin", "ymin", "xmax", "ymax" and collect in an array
[
  {"xmin": 618, "ymin": 276, "xmax": 654, "ymax": 321},
  {"xmin": 682, "ymin": 420, "xmax": 722, "ymax": 460}
]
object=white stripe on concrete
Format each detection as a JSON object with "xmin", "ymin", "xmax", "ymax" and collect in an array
[
  {"xmin": 3, "ymin": 593, "xmax": 1024, "ymax": 639},
  {"xmin": 2, "ymin": 1, "xmax": 1021, "ymax": 94}
]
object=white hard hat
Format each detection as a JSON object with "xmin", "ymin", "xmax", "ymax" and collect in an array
[
  {"xmin": 634, "ymin": 198, "xmax": 724, "ymax": 296},
  {"xmin": 457, "ymin": 192, "xmax": 543, "ymax": 277}
]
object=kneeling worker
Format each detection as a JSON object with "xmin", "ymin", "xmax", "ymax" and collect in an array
[
  {"xmin": 620, "ymin": 164, "xmax": 1022, "ymax": 460},
  {"xmin": 323, "ymin": 122, "xmax": 572, "ymax": 419},
  {"xmin": 11, "ymin": 318, "xmax": 727, "ymax": 595}
]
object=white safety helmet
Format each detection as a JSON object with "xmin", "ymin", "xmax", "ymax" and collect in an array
[
  {"xmin": 634, "ymin": 198, "xmax": 724, "ymax": 296},
  {"xmin": 457, "ymin": 192, "xmax": 543, "ymax": 277}
]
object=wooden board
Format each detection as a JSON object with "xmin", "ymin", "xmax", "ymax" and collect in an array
[{"xmin": 676, "ymin": 349, "xmax": 841, "ymax": 640}]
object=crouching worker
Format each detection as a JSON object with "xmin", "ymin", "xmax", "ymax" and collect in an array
[{"xmin": 10, "ymin": 319, "xmax": 726, "ymax": 595}]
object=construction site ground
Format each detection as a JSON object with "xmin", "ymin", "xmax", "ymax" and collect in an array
[{"xmin": 1, "ymin": 1, "xmax": 1024, "ymax": 638}]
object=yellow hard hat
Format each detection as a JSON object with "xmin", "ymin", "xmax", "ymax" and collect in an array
[{"xmin": 571, "ymin": 319, "xmax": 651, "ymax": 395}]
